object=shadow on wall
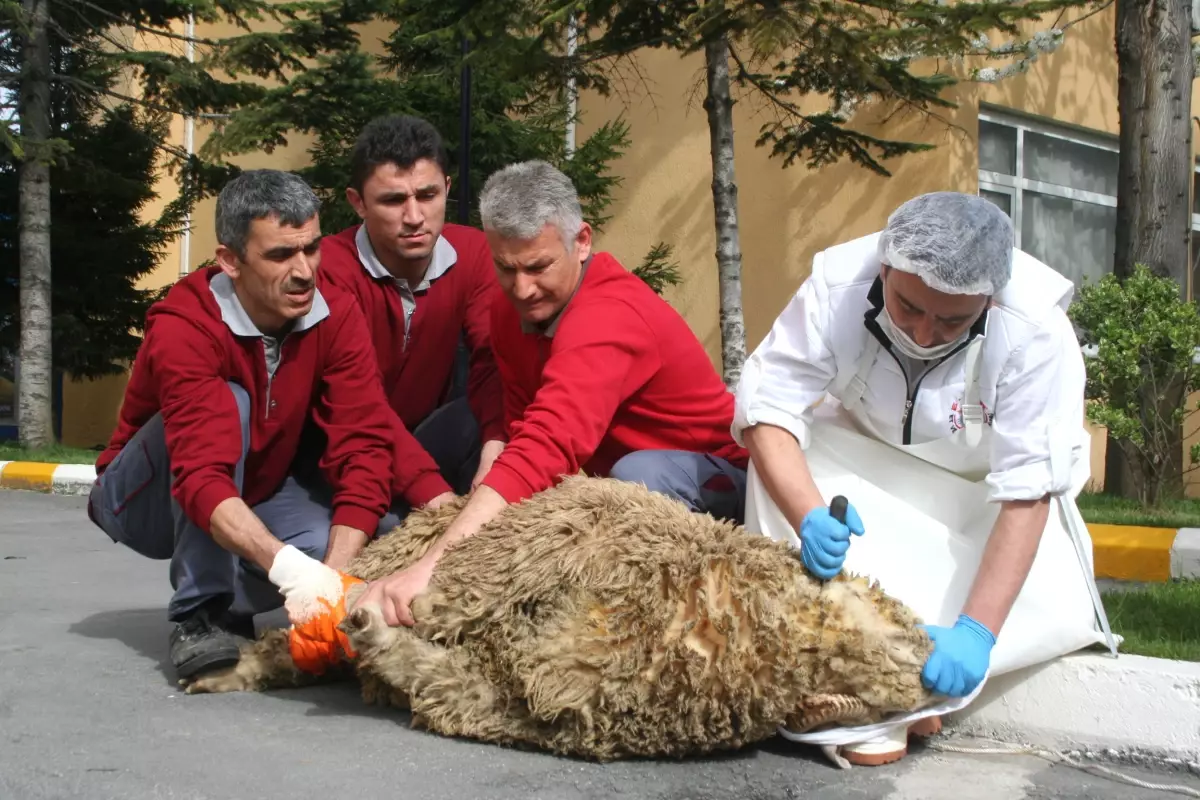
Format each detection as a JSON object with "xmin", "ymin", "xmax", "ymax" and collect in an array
[
  {"xmin": 972, "ymin": 9, "xmax": 1121, "ymax": 137},
  {"xmin": 577, "ymin": 4, "xmax": 1132, "ymax": 367},
  {"xmin": 577, "ymin": 48, "xmax": 982, "ymax": 364}
]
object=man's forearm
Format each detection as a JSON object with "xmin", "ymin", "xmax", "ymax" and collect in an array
[
  {"xmin": 961, "ymin": 496, "xmax": 1051, "ymax": 636},
  {"xmin": 424, "ymin": 484, "xmax": 509, "ymax": 564},
  {"xmin": 742, "ymin": 423, "xmax": 825, "ymax": 529},
  {"xmin": 208, "ymin": 496, "xmax": 285, "ymax": 573},
  {"xmin": 324, "ymin": 524, "xmax": 369, "ymax": 570}
]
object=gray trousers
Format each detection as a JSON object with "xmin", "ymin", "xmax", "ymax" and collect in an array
[
  {"xmin": 608, "ymin": 450, "xmax": 748, "ymax": 525},
  {"xmin": 292, "ymin": 395, "xmax": 483, "ymax": 538},
  {"xmin": 87, "ymin": 382, "xmax": 332, "ymax": 622}
]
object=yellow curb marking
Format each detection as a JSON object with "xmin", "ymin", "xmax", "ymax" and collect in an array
[
  {"xmin": 0, "ymin": 461, "xmax": 59, "ymax": 493},
  {"xmin": 1088, "ymin": 523, "xmax": 1178, "ymax": 582},
  {"xmin": 0, "ymin": 460, "xmax": 1184, "ymax": 584}
]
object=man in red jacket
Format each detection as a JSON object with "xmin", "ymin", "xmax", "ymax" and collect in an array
[
  {"xmin": 355, "ymin": 159, "xmax": 750, "ymax": 627},
  {"xmin": 296, "ymin": 114, "xmax": 506, "ymax": 532},
  {"xmin": 88, "ymin": 170, "xmax": 395, "ymax": 681}
]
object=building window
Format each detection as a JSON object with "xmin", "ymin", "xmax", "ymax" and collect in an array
[
  {"xmin": 979, "ymin": 107, "xmax": 1200, "ymax": 295},
  {"xmin": 1192, "ymin": 169, "xmax": 1200, "ymax": 295},
  {"xmin": 977, "ymin": 108, "xmax": 1122, "ymax": 291}
]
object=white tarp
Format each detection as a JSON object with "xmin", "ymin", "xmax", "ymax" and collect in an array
[{"xmin": 744, "ymin": 403, "xmax": 1115, "ymax": 747}]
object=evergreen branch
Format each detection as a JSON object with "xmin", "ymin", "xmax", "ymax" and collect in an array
[
  {"xmin": 44, "ymin": 13, "xmax": 86, "ymax": 49},
  {"xmin": 724, "ymin": 42, "xmax": 940, "ymax": 175},
  {"xmin": 963, "ymin": 0, "xmax": 1112, "ymax": 80},
  {"xmin": 54, "ymin": 0, "xmax": 223, "ymax": 48},
  {"xmin": 59, "ymin": 74, "xmax": 195, "ymax": 119}
]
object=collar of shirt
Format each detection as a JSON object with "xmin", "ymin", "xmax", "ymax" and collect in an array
[
  {"xmin": 208, "ymin": 271, "xmax": 329, "ymax": 338},
  {"xmin": 862, "ymin": 274, "xmax": 990, "ymax": 353},
  {"xmin": 519, "ymin": 254, "xmax": 593, "ymax": 339},
  {"xmin": 355, "ymin": 224, "xmax": 458, "ymax": 292}
]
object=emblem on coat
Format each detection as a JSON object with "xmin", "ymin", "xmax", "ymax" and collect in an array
[{"xmin": 949, "ymin": 398, "xmax": 994, "ymax": 433}]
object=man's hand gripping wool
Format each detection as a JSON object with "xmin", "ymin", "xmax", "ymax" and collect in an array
[{"xmin": 267, "ymin": 545, "xmax": 364, "ymax": 674}]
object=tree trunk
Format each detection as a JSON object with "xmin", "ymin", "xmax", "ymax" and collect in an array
[
  {"xmin": 17, "ymin": 0, "xmax": 54, "ymax": 449},
  {"xmin": 703, "ymin": 32, "xmax": 746, "ymax": 388},
  {"xmin": 1107, "ymin": 0, "xmax": 1194, "ymax": 499}
]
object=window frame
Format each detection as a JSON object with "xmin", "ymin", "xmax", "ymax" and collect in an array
[
  {"xmin": 977, "ymin": 107, "xmax": 1121, "ymax": 255},
  {"xmin": 977, "ymin": 106, "xmax": 1200, "ymax": 362}
]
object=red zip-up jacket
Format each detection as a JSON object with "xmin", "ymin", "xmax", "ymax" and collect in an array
[
  {"xmin": 95, "ymin": 266, "xmax": 394, "ymax": 535},
  {"xmin": 318, "ymin": 223, "xmax": 504, "ymax": 506},
  {"xmin": 481, "ymin": 252, "xmax": 749, "ymax": 504}
]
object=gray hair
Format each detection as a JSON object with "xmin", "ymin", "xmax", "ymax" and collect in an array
[
  {"xmin": 478, "ymin": 160, "xmax": 584, "ymax": 250},
  {"xmin": 215, "ymin": 169, "xmax": 322, "ymax": 258}
]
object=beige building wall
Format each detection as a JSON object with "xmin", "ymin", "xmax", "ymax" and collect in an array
[
  {"xmin": 573, "ymin": 10, "xmax": 1129, "ymax": 350},
  {"xmin": 62, "ymin": 7, "xmax": 1200, "ymax": 498},
  {"xmin": 572, "ymin": 5, "xmax": 1198, "ymax": 496}
]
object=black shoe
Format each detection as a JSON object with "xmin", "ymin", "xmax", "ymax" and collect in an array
[
  {"xmin": 169, "ymin": 604, "xmax": 247, "ymax": 681},
  {"xmin": 220, "ymin": 612, "xmax": 256, "ymax": 641}
]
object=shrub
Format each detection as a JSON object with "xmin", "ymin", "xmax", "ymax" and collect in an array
[{"xmin": 1068, "ymin": 263, "xmax": 1200, "ymax": 506}]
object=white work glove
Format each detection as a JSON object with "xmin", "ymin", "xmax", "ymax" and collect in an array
[{"xmin": 267, "ymin": 544, "xmax": 350, "ymax": 625}]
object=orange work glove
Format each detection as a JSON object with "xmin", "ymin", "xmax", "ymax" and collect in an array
[
  {"xmin": 266, "ymin": 545, "xmax": 367, "ymax": 676},
  {"xmin": 287, "ymin": 571, "xmax": 366, "ymax": 675}
]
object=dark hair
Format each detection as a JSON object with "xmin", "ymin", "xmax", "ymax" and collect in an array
[
  {"xmin": 348, "ymin": 114, "xmax": 451, "ymax": 192},
  {"xmin": 215, "ymin": 169, "xmax": 321, "ymax": 258}
]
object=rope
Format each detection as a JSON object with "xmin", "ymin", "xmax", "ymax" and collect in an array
[{"xmin": 926, "ymin": 739, "xmax": 1200, "ymax": 798}]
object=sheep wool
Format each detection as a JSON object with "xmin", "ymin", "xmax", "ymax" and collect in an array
[{"xmin": 184, "ymin": 475, "xmax": 938, "ymax": 762}]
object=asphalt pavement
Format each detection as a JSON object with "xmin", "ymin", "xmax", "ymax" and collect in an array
[{"xmin": 2, "ymin": 490, "xmax": 1198, "ymax": 800}]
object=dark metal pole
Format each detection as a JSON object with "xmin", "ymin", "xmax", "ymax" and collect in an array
[
  {"xmin": 451, "ymin": 30, "xmax": 473, "ymax": 401},
  {"xmin": 457, "ymin": 34, "xmax": 472, "ymax": 225}
]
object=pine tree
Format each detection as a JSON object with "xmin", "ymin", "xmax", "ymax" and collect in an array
[
  {"xmin": 0, "ymin": 98, "xmax": 179, "ymax": 380},
  {"xmin": 420, "ymin": 0, "xmax": 1108, "ymax": 384},
  {"xmin": 197, "ymin": 0, "xmax": 682, "ymax": 291},
  {"xmin": 1, "ymin": 0, "xmax": 378, "ymax": 445}
]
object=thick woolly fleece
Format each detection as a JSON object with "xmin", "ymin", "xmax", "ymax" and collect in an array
[{"xmin": 185, "ymin": 475, "xmax": 937, "ymax": 761}]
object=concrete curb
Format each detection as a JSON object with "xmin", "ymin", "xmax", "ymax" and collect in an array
[
  {"xmin": 0, "ymin": 460, "xmax": 96, "ymax": 497},
  {"xmin": 0, "ymin": 461, "xmax": 1197, "ymax": 582},
  {"xmin": 946, "ymin": 650, "xmax": 1200, "ymax": 763},
  {"xmin": 1089, "ymin": 522, "xmax": 1200, "ymax": 582}
]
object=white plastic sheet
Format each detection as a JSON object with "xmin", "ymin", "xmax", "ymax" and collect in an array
[{"xmin": 744, "ymin": 404, "xmax": 1112, "ymax": 747}]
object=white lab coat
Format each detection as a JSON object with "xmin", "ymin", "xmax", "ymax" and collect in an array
[{"xmin": 732, "ymin": 231, "xmax": 1116, "ymax": 746}]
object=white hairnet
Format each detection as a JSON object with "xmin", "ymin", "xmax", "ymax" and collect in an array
[{"xmin": 877, "ymin": 191, "xmax": 1014, "ymax": 296}]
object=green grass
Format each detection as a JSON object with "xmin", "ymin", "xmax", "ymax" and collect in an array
[
  {"xmin": 1102, "ymin": 579, "xmax": 1200, "ymax": 661},
  {"xmin": 1076, "ymin": 491, "xmax": 1200, "ymax": 528},
  {"xmin": 0, "ymin": 443, "xmax": 101, "ymax": 464}
]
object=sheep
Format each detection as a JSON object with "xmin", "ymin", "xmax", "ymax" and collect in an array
[{"xmin": 182, "ymin": 474, "xmax": 938, "ymax": 766}]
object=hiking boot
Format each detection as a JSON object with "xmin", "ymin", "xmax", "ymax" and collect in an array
[
  {"xmin": 220, "ymin": 611, "xmax": 257, "ymax": 642},
  {"xmin": 169, "ymin": 603, "xmax": 249, "ymax": 681}
]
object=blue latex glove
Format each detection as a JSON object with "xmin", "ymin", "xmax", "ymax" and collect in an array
[
  {"xmin": 919, "ymin": 614, "xmax": 996, "ymax": 698},
  {"xmin": 798, "ymin": 502, "xmax": 865, "ymax": 580}
]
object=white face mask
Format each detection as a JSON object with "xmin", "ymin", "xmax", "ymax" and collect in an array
[{"xmin": 878, "ymin": 304, "xmax": 968, "ymax": 361}]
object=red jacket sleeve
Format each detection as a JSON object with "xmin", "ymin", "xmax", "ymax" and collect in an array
[
  {"xmin": 462, "ymin": 254, "xmax": 506, "ymax": 444},
  {"xmin": 481, "ymin": 302, "xmax": 661, "ymax": 503},
  {"xmin": 311, "ymin": 300, "xmax": 395, "ymax": 534},
  {"xmin": 143, "ymin": 313, "xmax": 244, "ymax": 531}
]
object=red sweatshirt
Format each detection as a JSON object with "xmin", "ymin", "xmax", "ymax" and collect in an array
[
  {"xmin": 96, "ymin": 266, "xmax": 394, "ymax": 535},
  {"xmin": 481, "ymin": 252, "xmax": 749, "ymax": 504},
  {"xmin": 318, "ymin": 223, "xmax": 504, "ymax": 505}
]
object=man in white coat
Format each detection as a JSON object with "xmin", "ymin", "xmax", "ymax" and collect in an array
[{"xmin": 732, "ymin": 191, "xmax": 1115, "ymax": 766}]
